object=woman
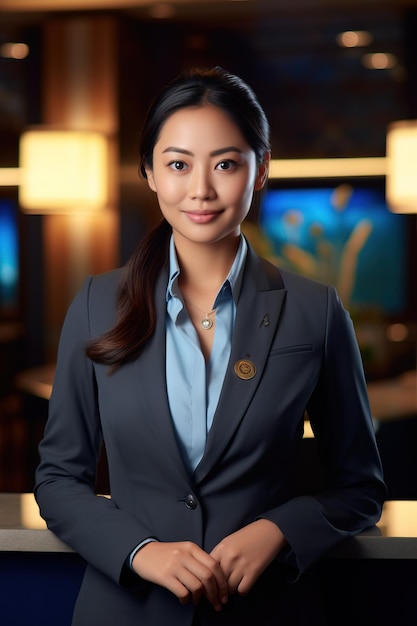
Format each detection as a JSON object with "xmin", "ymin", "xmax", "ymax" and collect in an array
[{"xmin": 35, "ymin": 67, "xmax": 385, "ymax": 625}]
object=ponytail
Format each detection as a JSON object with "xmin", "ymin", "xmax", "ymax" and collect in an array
[{"xmin": 86, "ymin": 219, "xmax": 171, "ymax": 371}]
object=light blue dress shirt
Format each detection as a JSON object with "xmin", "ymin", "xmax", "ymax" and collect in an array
[
  {"xmin": 129, "ymin": 234, "xmax": 247, "ymax": 566},
  {"xmin": 166, "ymin": 234, "xmax": 247, "ymax": 473}
]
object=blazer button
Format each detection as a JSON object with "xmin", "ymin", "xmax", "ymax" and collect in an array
[{"xmin": 185, "ymin": 494, "xmax": 198, "ymax": 510}]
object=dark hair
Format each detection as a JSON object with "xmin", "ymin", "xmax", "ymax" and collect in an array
[
  {"xmin": 87, "ymin": 67, "xmax": 270, "ymax": 370},
  {"xmin": 140, "ymin": 66, "xmax": 270, "ymax": 179}
]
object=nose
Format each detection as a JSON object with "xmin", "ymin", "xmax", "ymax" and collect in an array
[{"xmin": 189, "ymin": 165, "xmax": 216, "ymax": 201}]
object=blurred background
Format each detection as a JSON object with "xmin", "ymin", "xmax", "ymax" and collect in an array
[{"xmin": 0, "ymin": 0, "xmax": 417, "ymax": 495}]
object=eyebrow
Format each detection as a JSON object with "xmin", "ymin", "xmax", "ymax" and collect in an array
[{"xmin": 161, "ymin": 146, "xmax": 244, "ymax": 157}]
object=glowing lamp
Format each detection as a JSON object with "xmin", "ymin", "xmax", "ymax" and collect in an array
[
  {"xmin": 19, "ymin": 129, "xmax": 109, "ymax": 213},
  {"xmin": 386, "ymin": 120, "xmax": 417, "ymax": 214}
]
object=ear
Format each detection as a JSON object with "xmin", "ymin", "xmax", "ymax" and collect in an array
[
  {"xmin": 145, "ymin": 166, "xmax": 157, "ymax": 192},
  {"xmin": 254, "ymin": 151, "xmax": 270, "ymax": 191}
]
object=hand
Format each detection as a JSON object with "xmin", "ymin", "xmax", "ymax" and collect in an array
[
  {"xmin": 210, "ymin": 519, "xmax": 287, "ymax": 597},
  {"xmin": 132, "ymin": 541, "xmax": 228, "ymax": 611}
]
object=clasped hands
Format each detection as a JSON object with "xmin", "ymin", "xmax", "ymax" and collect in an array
[{"xmin": 132, "ymin": 518, "xmax": 286, "ymax": 612}]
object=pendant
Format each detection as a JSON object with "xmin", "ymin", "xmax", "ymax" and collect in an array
[{"xmin": 201, "ymin": 317, "xmax": 213, "ymax": 330}]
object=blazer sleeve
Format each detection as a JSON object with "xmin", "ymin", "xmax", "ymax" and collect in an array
[
  {"xmin": 34, "ymin": 275, "xmax": 154, "ymax": 588},
  {"xmin": 259, "ymin": 285, "xmax": 386, "ymax": 577}
]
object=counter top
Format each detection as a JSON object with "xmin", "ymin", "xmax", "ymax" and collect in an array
[
  {"xmin": 1, "ymin": 493, "xmax": 417, "ymax": 559},
  {"xmin": 0, "ymin": 493, "xmax": 72, "ymax": 553}
]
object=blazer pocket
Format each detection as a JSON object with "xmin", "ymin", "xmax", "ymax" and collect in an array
[{"xmin": 269, "ymin": 344, "xmax": 313, "ymax": 356}]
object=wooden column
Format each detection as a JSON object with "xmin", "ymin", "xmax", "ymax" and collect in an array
[{"xmin": 41, "ymin": 16, "xmax": 119, "ymax": 361}]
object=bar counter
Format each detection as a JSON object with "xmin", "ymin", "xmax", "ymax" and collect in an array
[
  {"xmin": 1, "ymin": 494, "xmax": 417, "ymax": 625},
  {"xmin": 7, "ymin": 368, "xmax": 417, "ymax": 622},
  {"xmin": 0, "ymin": 493, "xmax": 85, "ymax": 626}
]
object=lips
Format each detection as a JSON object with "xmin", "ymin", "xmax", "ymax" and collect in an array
[{"xmin": 185, "ymin": 210, "xmax": 222, "ymax": 224}]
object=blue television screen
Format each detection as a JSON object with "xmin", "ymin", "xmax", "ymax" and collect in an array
[
  {"xmin": 259, "ymin": 184, "xmax": 410, "ymax": 317},
  {"xmin": 0, "ymin": 199, "xmax": 19, "ymax": 313}
]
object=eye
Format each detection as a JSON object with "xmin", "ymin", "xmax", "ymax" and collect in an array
[
  {"xmin": 168, "ymin": 160, "xmax": 188, "ymax": 171},
  {"xmin": 215, "ymin": 159, "xmax": 237, "ymax": 171}
]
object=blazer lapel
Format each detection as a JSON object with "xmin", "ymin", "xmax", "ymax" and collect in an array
[
  {"xmin": 194, "ymin": 247, "xmax": 286, "ymax": 484},
  {"xmin": 133, "ymin": 267, "xmax": 193, "ymax": 484}
]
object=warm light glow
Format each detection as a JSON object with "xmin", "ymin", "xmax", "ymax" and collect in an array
[
  {"xmin": 148, "ymin": 2, "xmax": 175, "ymax": 18},
  {"xmin": 0, "ymin": 0, "xmax": 254, "ymax": 11},
  {"xmin": 0, "ymin": 0, "xmax": 162, "ymax": 9},
  {"xmin": 386, "ymin": 120, "xmax": 417, "ymax": 214},
  {"xmin": 386, "ymin": 323, "xmax": 409, "ymax": 343},
  {"xmin": 20, "ymin": 493, "xmax": 47, "ymax": 529},
  {"xmin": 19, "ymin": 129, "xmax": 109, "ymax": 213},
  {"xmin": 268, "ymin": 157, "xmax": 386, "ymax": 179},
  {"xmin": 0, "ymin": 42, "xmax": 29, "ymax": 59},
  {"xmin": 0, "ymin": 168, "xmax": 21, "ymax": 186},
  {"xmin": 378, "ymin": 501, "xmax": 417, "ymax": 537},
  {"xmin": 362, "ymin": 52, "xmax": 397, "ymax": 70},
  {"xmin": 336, "ymin": 30, "xmax": 373, "ymax": 48}
]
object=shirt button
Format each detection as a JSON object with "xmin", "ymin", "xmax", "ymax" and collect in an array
[{"xmin": 185, "ymin": 494, "xmax": 198, "ymax": 510}]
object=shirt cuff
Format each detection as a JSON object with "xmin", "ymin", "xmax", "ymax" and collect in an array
[{"xmin": 129, "ymin": 538, "xmax": 158, "ymax": 570}]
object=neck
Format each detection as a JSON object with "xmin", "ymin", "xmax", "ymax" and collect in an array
[
  {"xmin": 175, "ymin": 234, "xmax": 240, "ymax": 312},
  {"xmin": 174, "ymin": 234, "xmax": 240, "ymax": 291}
]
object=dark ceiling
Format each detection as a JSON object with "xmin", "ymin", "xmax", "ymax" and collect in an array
[{"xmin": 0, "ymin": 0, "xmax": 416, "ymax": 162}]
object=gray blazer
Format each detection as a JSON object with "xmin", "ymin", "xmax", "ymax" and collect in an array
[{"xmin": 35, "ymin": 243, "xmax": 385, "ymax": 625}]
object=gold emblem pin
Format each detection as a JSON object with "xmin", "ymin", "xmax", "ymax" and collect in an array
[{"xmin": 234, "ymin": 359, "xmax": 256, "ymax": 380}]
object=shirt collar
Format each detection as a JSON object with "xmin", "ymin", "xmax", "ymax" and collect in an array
[{"xmin": 166, "ymin": 234, "xmax": 248, "ymax": 305}]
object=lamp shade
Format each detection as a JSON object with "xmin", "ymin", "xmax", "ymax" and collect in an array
[
  {"xmin": 386, "ymin": 120, "xmax": 417, "ymax": 214},
  {"xmin": 19, "ymin": 129, "xmax": 109, "ymax": 213}
]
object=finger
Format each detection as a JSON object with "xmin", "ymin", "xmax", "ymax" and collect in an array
[
  {"xmin": 191, "ymin": 548, "xmax": 229, "ymax": 599},
  {"xmin": 236, "ymin": 576, "xmax": 251, "ymax": 597},
  {"xmin": 186, "ymin": 559, "xmax": 227, "ymax": 610},
  {"xmin": 167, "ymin": 578, "xmax": 193, "ymax": 605},
  {"xmin": 226, "ymin": 569, "xmax": 244, "ymax": 595},
  {"xmin": 234, "ymin": 569, "xmax": 259, "ymax": 597},
  {"xmin": 176, "ymin": 570, "xmax": 205, "ymax": 606}
]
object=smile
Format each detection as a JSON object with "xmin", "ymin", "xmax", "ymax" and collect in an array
[{"xmin": 185, "ymin": 210, "xmax": 222, "ymax": 224}]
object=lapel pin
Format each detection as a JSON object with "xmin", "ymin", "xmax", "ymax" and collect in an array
[{"xmin": 234, "ymin": 359, "xmax": 257, "ymax": 380}]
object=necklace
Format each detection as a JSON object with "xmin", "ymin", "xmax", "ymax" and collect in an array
[{"xmin": 184, "ymin": 299, "xmax": 217, "ymax": 330}]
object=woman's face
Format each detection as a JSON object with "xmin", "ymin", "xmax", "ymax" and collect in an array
[{"xmin": 145, "ymin": 104, "xmax": 268, "ymax": 248}]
